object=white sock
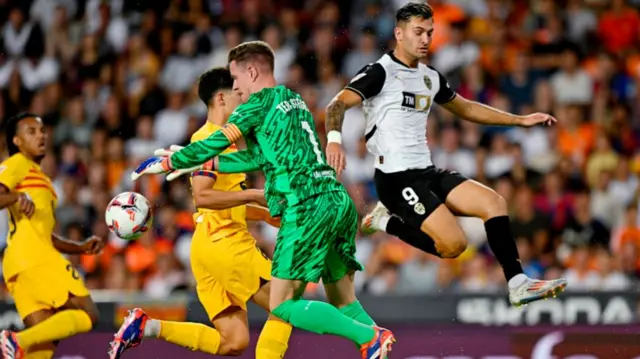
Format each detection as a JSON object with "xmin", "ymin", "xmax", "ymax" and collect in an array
[
  {"xmin": 143, "ymin": 319, "xmax": 161, "ymax": 338},
  {"xmin": 508, "ymin": 273, "xmax": 528, "ymax": 289},
  {"xmin": 377, "ymin": 214, "xmax": 391, "ymax": 232}
]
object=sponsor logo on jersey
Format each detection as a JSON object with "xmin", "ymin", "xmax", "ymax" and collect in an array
[
  {"xmin": 414, "ymin": 202, "xmax": 425, "ymax": 215},
  {"xmin": 401, "ymin": 92, "xmax": 432, "ymax": 113}
]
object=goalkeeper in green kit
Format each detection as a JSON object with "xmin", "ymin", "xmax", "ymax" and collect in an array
[{"xmin": 131, "ymin": 41, "xmax": 395, "ymax": 359}]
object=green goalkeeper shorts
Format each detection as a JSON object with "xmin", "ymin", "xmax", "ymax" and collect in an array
[{"xmin": 271, "ymin": 190, "xmax": 363, "ymax": 284}]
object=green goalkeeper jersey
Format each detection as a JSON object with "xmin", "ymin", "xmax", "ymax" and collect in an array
[{"xmin": 170, "ymin": 85, "xmax": 344, "ymax": 216}]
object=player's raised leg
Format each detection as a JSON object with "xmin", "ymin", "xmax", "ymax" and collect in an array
[
  {"xmin": 110, "ymin": 230, "xmax": 291, "ymax": 359},
  {"xmin": 109, "ymin": 246, "xmax": 245, "ymax": 358},
  {"xmin": 1, "ymin": 268, "xmax": 99, "ymax": 359},
  {"xmin": 362, "ymin": 201, "xmax": 457, "ymax": 257},
  {"xmin": 324, "ymin": 270, "xmax": 376, "ymax": 327},
  {"xmin": 443, "ymin": 179, "xmax": 567, "ymax": 306},
  {"xmin": 270, "ymin": 278, "xmax": 393, "ymax": 359},
  {"xmin": 2, "ymin": 310, "xmax": 56, "ymax": 359},
  {"xmin": 109, "ymin": 298, "xmax": 247, "ymax": 359},
  {"xmin": 269, "ymin": 193, "xmax": 394, "ymax": 359},
  {"xmin": 323, "ymin": 194, "xmax": 376, "ymax": 327},
  {"xmin": 109, "ymin": 306, "xmax": 249, "ymax": 359},
  {"xmin": 1, "ymin": 299, "xmax": 98, "ymax": 359},
  {"xmin": 365, "ymin": 169, "xmax": 469, "ymax": 259}
]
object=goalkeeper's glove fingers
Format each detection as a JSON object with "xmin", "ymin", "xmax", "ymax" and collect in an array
[
  {"xmin": 154, "ymin": 146, "xmax": 215, "ymax": 182},
  {"xmin": 153, "ymin": 145, "xmax": 184, "ymax": 157},
  {"xmin": 152, "ymin": 145, "xmax": 195, "ymax": 181},
  {"xmin": 131, "ymin": 156, "xmax": 172, "ymax": 182}
]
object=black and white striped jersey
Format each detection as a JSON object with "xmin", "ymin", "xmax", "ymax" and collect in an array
[{"xmin": 345, "ymin": 52, "xmax": 456, "ymax": 173}]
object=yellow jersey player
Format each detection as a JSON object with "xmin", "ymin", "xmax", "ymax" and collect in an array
[
  {"xmin": 0, "ymin": 113, "xmax": 105, "ymax": 359},
  {"xmin": 109, "ymin": 68, "xmax": 292, "ymax": 359}
]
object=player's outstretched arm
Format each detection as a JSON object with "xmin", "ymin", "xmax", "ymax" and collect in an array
[
  {"xmin": 192, "ymin": 173, "xmax": 265, "ymax": 210},
  {"xmin": 216, "ymin": 150, "xmax": 261, "ymax": 174},
  {"xmin": 442, "ymin": 94, "xmax": 557, "ymax": 127},
  {"xmin": 170, "ymin": 130, "xmax": 233, "ymax": 170},
  {"xmin": 171, "ymin": 100, "xmax": 261, "ymax": 171},
  {"xmin": 131, "ymin": 100, "xmax": 261, "ymax": 181},
  {"xmin": 52, "ymin": 233, "xmax": 105, "ymax": 254}
]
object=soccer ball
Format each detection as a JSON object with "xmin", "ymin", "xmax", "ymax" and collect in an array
[{"xmin": 105, "ymin": 192, "xmax": 153, "ymax": 240}]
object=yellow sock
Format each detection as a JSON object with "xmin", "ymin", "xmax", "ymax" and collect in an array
[
  {"xmin": 256, "ymin": 319, "xmax": 292, "ymax": 359},
  {"xmin": 24, "ymin": 342, "xmax": 55, "ymax": 359},
  {"xmin": 24, "ymin": 348, "xmax": 54, "ymax": 359},
  {"xmin": 17, "ymin": 310, "xmax": 92, "ymax": 350},
  {"xmin": 158, "ymin": 320, "xmax": 220, "ymax": 354}
]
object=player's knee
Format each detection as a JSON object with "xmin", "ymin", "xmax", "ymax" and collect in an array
[
  {"xmin": 218, "ymin": 330, "xmax": 250, "ymax": 356},
  {"xmin": 436, "ymin": 232, "xmax": 467, "ymax": 258},
  {"xmin": 484, "ymin": 193, "xmax": 508, "ymax": 219}
]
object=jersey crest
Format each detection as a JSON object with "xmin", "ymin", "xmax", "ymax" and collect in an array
[{"xmin": 423, "ymin": 75, "xmax": 432, "ymax": 90}]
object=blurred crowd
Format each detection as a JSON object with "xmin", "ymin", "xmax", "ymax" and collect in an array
[{"xmin": 0, "ymin": 0, "xmax": 640, "ymax": 299}]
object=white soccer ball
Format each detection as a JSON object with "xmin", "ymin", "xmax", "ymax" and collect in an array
[{"xmin": 105, "ymin": 192, "xmax": 153, "ymax": 240}]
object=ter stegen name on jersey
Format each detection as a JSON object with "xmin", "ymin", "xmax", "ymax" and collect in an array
[{"xmin": 276, "ymin": 98, "xmax": 309, "ymax": 114}]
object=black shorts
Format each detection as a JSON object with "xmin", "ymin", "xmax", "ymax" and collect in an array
[{"xmin": 374, "ymin": 166, "xmax": 468, "ymax": 228}]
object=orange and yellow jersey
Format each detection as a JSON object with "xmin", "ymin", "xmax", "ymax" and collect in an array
[
  {"xmin": 190, "ymin": 122, "xmax": 248, "ymax": 241},
  {"xmin": 0, "ymin": 153, "xmax": 63, "ymax": 280}
]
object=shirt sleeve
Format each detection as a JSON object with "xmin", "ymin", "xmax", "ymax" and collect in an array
[
  {"xmin": 217, "ymin": 150, "xmax": 261, "ymax": 173},
  {"xmin": 428, "ymin": 66, "xmax": 457, "ymax": 105},
  {"xmin": 344, "ymin": 63, "xmax": 386, "ymax": 100},
  {"xmin": 0, "ymin": 156, "xmax": 28, "ymax": 191}
]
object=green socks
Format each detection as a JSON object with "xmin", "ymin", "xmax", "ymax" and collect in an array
[
  {"xmin": 272, "ymin": 299, "xmax": 375, "ymax": 345},
  {"xmin": 339, "ymin": 300, "xmax": 376, "ymax": 326}
]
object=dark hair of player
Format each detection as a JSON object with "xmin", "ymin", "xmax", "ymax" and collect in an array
[
  {"xmin": 4, "ymin": 112, "xmax": 39, "ymax": 155},
  {"xmin": 396, "ymin": 2, "xmax": 434, "ymax": 23},
  {"xmin": 227, "ymin": 41, "xmax": 275, "ymax": 72},
  {"xmin": 197, "ymin": 67, "xmax": 234, "ymax": 108}
]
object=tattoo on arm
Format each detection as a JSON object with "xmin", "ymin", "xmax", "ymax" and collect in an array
[{"xmin": 325, "ymin": 99, "xmax": 347, "ymax": 132}]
